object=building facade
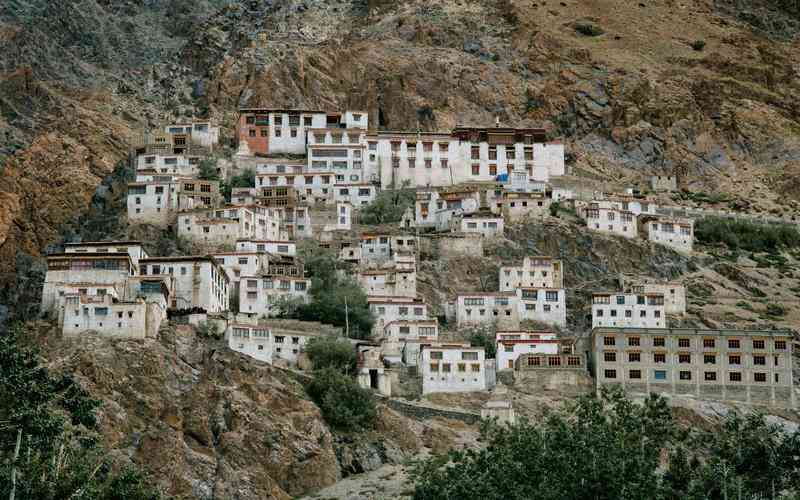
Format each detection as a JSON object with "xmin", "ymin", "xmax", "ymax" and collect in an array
[
  {"xmin": 592, "ymin": 327, "xmax": 795, "ymax": 408},
  {"xmin": 499, "ymin": 256, "xmax": 563, "ymax": 291},
  {"xmin": 421, "ymin": 344, "xmax": 488, "ymax": 394}
]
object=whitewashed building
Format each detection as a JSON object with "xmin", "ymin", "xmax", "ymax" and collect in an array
[
  {"xmin": 459, "ymin": 212, "xmax": 504, "ymax": 237},
  {"xmin": 499, "ymin": 257, "xmax": 564, "ymax": 292},
  {"xmin": 496, "ymin": 330, "xmax": 559, "ymax": 371},
  {"xmin": 227, "ymin": 323, "xmax": 273, "ymax": 363},
  {"xmin": 238, "ymin": 274, "xmax": 311, "ymax": 317},
  {"xmin": 622, "ymin": 278, "xmax": 686, "ymax": 316},
  {"xmin": 235, "ymin": 239, "xmax": 296, "ymax": 256},
  {"xmin": 369, "ymin": 296, "xmax": 430, "ymax": 334},
  {"xmin": 421, "ymin": 343, "xmax": 488, "ymax": 394},
  {"xmin": 135, "ymin": 154, "xmax": 203, "ymax": 176},
  {"xmin": 455, "ymin": 292, "xmax": 519, "ymax": 327},
  {"xmin": 178, "ymin": 206, "xmax": 281, "ymax": 248},
  {"xmin": 492, "ymin": 192, "xmax": 552, "ymax": 221},
  {"xmin": 369, "ymin": 127, "xmax": 565, "ymax": 190},
  {"xmin": 643, "ymin": 216, "xmax": 694, "ymax": 253},
  {"xmin": 584, "ymin": 203, "xmax": 638, "ymax": 239},
  {"xmin": 516, "ymin": 287, "xmax": 567, "ymax": 327},
  {"xmin": 591, "ymin": 292, "xmax": 666, "ymax": 329},
  {"xmin": 139, "ymin": 256, "xmax": 229, "ymax": 312}
]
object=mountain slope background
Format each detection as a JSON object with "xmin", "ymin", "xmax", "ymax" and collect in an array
[{"xmin": 2, "ymin": 0, "xmax": 800, "ymax": 293}]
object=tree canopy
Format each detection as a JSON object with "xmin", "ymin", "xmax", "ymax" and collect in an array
[
  {"xmin": 277, "ymin": 241, "xmax": 374, "ymax": 339},
  {"xmin": 411, "ymin": 388, "xmax": 800, "ymax": 500},
  {"xmin": 358, "ymin": 183, "xmax": 415, "ymax": 225},
  {"xmin": 0, "ymin": 325, "xmax": 161, "ymax": 498}
]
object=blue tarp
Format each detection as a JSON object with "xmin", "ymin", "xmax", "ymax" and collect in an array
[{"xmin": 495, "ymin": 173, "xmax": 509, "ymax": 182}]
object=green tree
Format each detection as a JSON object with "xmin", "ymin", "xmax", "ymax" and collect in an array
[
  {"xmin": 412, "ymin": 388, "xmax": 675, "ymax": 500},
  {"xmin": 304, "ymin": 336, "xmax": 357, "ymax": 374},
  {"xmin": 197, "ymin": 158, "xmax": 219, "ymax": 181},
  {"xmin": 0, "ymin": 325, "xmax": 161, "ymax": 498},
  {"xmin": 305, "ymin": 367, "xmax": 376, "ymax": 432},
  {"xmin": 359, "ymin": 181, "xmax": 415, "ymax": 225},
  {"xmin": 281, "ymin": 241, "xmax": 374, "ymax": 338}
]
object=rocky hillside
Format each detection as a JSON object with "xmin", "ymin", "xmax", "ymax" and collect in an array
[
  {"xmin": 2, "ymin": 0, "xmax": 800, "ymax": 295},
  {"xmin": 24, "ymin": 319, "xmax": 437, "ymax": 499}
]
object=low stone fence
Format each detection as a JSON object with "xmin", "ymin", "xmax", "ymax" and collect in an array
[{"xmin": 380, "ymin": 397, "xmax": 481, "ymax": 425}]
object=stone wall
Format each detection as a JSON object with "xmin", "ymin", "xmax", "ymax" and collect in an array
[{"xmin": 512, "ymin": 369, "xmax": 594, "ymax": 395}]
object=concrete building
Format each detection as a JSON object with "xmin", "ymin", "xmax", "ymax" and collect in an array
[
  {"xmin": 516, "ymin": 287, "xmax": 567, "ymax": 327},
  {"xmin": 459, "ymin": 212, "xmax": 504, "ymax": 237},
  {"xmin": 499, "ymin": 256, "xmax": 564, "ymax": 292},
  {"xmin": 591, "ymin": 327, "xmax": 795, "ymax": 408},
  {"xmin": 235, "ymin": 239, "xmax": 296, "ymax": 256},
  {"xmin": 139, "ymin": 256, "xmax": 229, "ymax": 312},
  {"xmin": 227, "ymin": 322, "xmax": 274, "ymax": 364},
  {"xmin": 591, "ymin": 292, "xmax": 666, "ymax": 329},
  {"xmin": 643, "ymin": 216, "xmax": 694, "ymax": 253},
  {"xmin": 421, "ymin": 343, "xmax": 488, "ymax": 394},
  {"xmin": 227, "ymin": 321, "xmax": 339, "ymax": 366},
  {"xmin": 455, "ymin": 292, "xmax": 518, "ymax": 327},
  {"xmin": 496, "ymin": 330, "xmax": 559, "ymax": 370},
  {"xmin": 63, "ymin": 242, "xmax": 148, "ymax": 269},
  {"xmin": 621, "ymin": 277, "xmax": 686, "ymax": 316},
  {"xmin": 584, "ymin": 203, "xmax": 638, "ymax": 239}
]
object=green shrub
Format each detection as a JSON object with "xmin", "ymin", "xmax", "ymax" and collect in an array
[
  {"xmin": 765, "ymin": 303, "xmax": 786, "ymax": 317},
  {"xmin": 196, "ymin": 320, "xmax": 221, "ymax": 339},
  {"xmin": 690, "ymin": 39, "xmax": 706, "ymax": 51},
  {"xmin": 305, "ymin": 336, "xmax": 358, "ymax": 374},
  {"xmin": 549, "ymin": 201, "xmax": 560, "ymax": 218},
  {"xmin": 198, "ymin": 158, "xmax": 219, "ymax": 180},
  {"xmin": 574, "ymin": 22, "xmax": 604, "ymax": 36},
  {"xmin": 694, "ymin": 217, "xmax": 800, "ymax": 252},
  {"xmin": 306, "ymin": 368, "xmax": 376, "ymax": 432},
  {"xmin": 359, "ymin": 182, "xmax": 415, "ymax": 225},
  {"xmin": 281, "ymin": 241, "xmax": 374, "ymax": 338}
]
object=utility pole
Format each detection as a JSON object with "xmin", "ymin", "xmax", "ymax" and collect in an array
[
  {"xmin": 9, "ymin": 428, "xmax": 21, "ymax": 500},
  {"xmin": 344, "ymin": 295, "xmax": 350, "ymax": 338}
]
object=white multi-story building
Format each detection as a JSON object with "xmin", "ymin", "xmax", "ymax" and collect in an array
[
  {"xmin": 237, "ymin": 274, "xmax": 311, "ymax": 317},
  {"xmin": 227, "ymin": 323, "xmax": 273, "ymax": 363},
  {"xmin": 584, "ymin": 203, "xmax": 638, "ymax": 239},
  {"xmin": 622, "ymin": 278, "xmax": 686, "ymax": 316},
  {"xmin": 383, "ymin": 319, "xmax": 439, "ymax": 343},
  {"xmin": 516, "ymin": 287, "xmax": 567, "ymax": 327},
  {"xmin": 459, "ymin": 213, "xmax": 504, "ymax": 237},
  {"xmin": 369, "ymin": 296, "xmax": 430, "ymax": 334},
  {"xmin": 643, "ymin": 216, "xmax": 694, "ymax": 253},
  {"xmin": 421, "ymin": 343, "xmax": 487, "ymax": 394},
  {"xmin": 41, "ymin": 252, "xmax": 135, "ymax": 315},
  {"xmin": 359, "ymin": 234, "xmax": 417, "ymax": 264},
  {"xmin": 178, "ymin": 206, "xmax": 281, "ymax": 248},
  {"xmin": 591, "ymin": 292, "xmax": 666, "ymax": 329},
  {"xmin": 499, "ymin": 256, "xmax": 564, "ymax": 292},
  {"xmin": 333, "ymin": 183, "xmax": 378, "ymax": 207},
  {"xmin": 368, "ymin": 127, "xmax": 565, "ymax": 190},
  {"xmin": 237, "ymin": 109, "xmax": 367, "ymax": 156},
  {"xmin": 492, "ymin": 192, "xmax": 552, "ymax": 221},
  {"xmin": 358, "ymin": 265, "xmax": 417, "ymax": 298},
  {"xmin": 235, "ymin": 239, "xmax": 296, "ymax": 256},
  {"xmin": 226, "ymin": 322, "xmax": 335, "ymax": 365},
  {"xmin": 139, "ymin": 256, "xmax": 229, "ymax": 312},
  {"xmin": 63, "ymin": 241, "xmax": 149, "ymax": 269},
  {"xmin": 455, "ymin": 292, "xmax": 519, "ymax": 327},
  {"xmin": 135, "ymin": 154, "xmax": 204, "ymax": 176},
  {"xmin": 60, "ymin": 276, "xmax": 169, "ymax": 340},
  {"xmin": 164, "ymin": 121, "xmax": 220, "ymax": 149},
  {"xmin": 496, "ymin": 330, "xmax": 559, "ymax": 370},
  {"xmin": 307, "ymin": 128, "xmax": 367, "ymax": 183},
  {"xmin": 211, "ymin": 252, "xmax": 269, "ymax": 299},
  {"xmin": 128, "ymin": 177, "xmax": 221, "ymax": 227}
]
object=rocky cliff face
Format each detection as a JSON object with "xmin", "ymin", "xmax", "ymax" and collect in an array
[{"xmin": 25, "ymin": 319, "xmax": 427, "ymax": 499}]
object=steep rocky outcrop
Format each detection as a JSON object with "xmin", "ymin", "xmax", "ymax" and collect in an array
[{"xmin": 32, "ymin": 322, "xmax": 338, "ymax": 498}]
